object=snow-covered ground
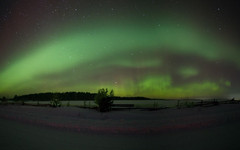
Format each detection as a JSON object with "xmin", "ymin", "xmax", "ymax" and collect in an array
[{"xmin": 1, "ymin": 104, "xmax": 240, "ymax": 150}]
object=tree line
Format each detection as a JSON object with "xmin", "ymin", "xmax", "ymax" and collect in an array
[
  {"xmin": 1, "ymin": 92, "xmax": 150, "ymax": 101},
  {"xmin": 13, "ymin": 92, "xmax": 97, "ymax": 101}
]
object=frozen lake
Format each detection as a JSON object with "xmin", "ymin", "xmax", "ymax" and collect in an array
[{"xmin": 23, "ymin": 99, "xmax": 223, "ymax": 108}]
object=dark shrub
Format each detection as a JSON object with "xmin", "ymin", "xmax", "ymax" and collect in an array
[
  {"xmin": 50, "ymin": 98, "xmax": 61, "ymax": 107},
  {"xmin": 94, "ymin": 88, "xmax": 114, "ymax": 112},
  {"xmin": 1, "ymin": 97, "xmax": 8, "ymax": 105}
]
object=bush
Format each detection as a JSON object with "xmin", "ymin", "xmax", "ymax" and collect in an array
[
  {"xmin": 94, "ymin": 88, "xmax": 114, "ymax": 112},
  {"xmin": 21, "ymin": 100, "xmax": 25, "ymax": 105},
  {"xmin": 185, "ymin": 101, "xmax": 194, "ymax": 108},
  {"xmin": 50, "ymin": 98, "xmax": 61, "ymax": 107},
  {"xmin": 67, "ymin": 101, "xmax": 70, "ymax": 107},
  {"xmin": 1, "ymin": 97, "xmax": 8, "ymax": 105},
  {"xmin": 153, "ymin": 101, "xmax": 159, "ymax": 110},
  {"xmin": 177, "ymin": 100, "xmax": 195, "ymax": 108}
]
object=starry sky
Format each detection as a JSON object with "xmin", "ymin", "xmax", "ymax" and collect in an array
[{"xmin": 0, "ymin": 0, "xmax": 240, "ymax": 99}]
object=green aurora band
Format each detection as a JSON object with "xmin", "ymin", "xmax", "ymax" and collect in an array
[{"xmin": 0, "ymin": 18, "xmax": 239, "ymax": 98}]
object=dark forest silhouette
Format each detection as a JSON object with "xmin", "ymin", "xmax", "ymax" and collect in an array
[{"xmin": 8, "ymin": 92, "xmax": 150, "ymax": 101}]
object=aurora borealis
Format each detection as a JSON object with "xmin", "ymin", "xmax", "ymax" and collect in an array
[{"xmin": 1, "ymin": 0, "xmax": 240, "ymax": 99}]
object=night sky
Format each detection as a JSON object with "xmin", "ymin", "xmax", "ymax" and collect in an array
[{"xmin": 0, "ymin": 0, "xmax": 240, "ymax": 99}]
